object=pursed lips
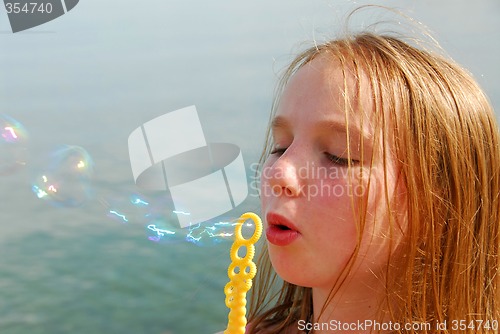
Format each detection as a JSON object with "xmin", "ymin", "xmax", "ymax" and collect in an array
[{"xmin": 265, "ymin": 212, "xmax": 301, "ymax": 246}]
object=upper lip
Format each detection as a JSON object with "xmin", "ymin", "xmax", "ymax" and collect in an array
[{"xmin": 266, "ymin": 212, "xmax": 300, "ymax": 232}]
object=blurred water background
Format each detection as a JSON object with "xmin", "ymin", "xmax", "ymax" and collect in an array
[{"xmin": 0, "ymin": 0, "xmax": 499, "ymax": 333}]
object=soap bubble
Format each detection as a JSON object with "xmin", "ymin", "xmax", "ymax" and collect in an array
[
  {"xmin": 103, "ymin": 192, "xmax": 154, "ymax": 224},
  {"xmin": 102, "ymin": 191, "xmax": 185, "ymax": 242},
  {"xmin": 0, "ymin": 114, "xmax": 29, "ymax": 175},
  {"xmin": 137, "ymin": 194, "xmax": 190, "ymax": 244},
  {"xmin": 144, "ymin": 215, "xmax": 238, "ymax": 246},
  {"xmin": 148, "ymin": 215, "xmax": 253, "ymax": 247},
  {"xmin": 145, "ymin": 211, "xmax": 187, "ymax": 244},
  {"xmin": 143, "ymin": 197, "xmax": 242, "ymax": 246},
  {"xmin": 32, "ymin": 145, "xmax": 94, "ymax": 207},
  {"xmin": 102, "ymin": 189, "xmax": 248, "ymax": 246},
  {"xmin": 101, "ymin": 190, "xmax": 153, "ymax": 222},
  {"xmin": 185, "ymin": 219, "xmax": 239, "ymax": 246}
]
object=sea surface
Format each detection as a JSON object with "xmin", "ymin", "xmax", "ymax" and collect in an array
[{"xmin": 0, "ymin": 1, "xmax": 499, "ymax": 333}]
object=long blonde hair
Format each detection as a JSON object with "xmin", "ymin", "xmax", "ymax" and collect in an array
[{"xmin": 248, "ymin": 32, "xmax": 500, "ymax": 333}]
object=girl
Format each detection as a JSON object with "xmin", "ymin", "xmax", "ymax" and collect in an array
[{"xmin": 247, "ymin": 29, "xmax": 500, "ymax": 333}]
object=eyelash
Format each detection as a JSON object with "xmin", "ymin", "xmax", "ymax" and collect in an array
[
  {"xmin": 270, "ymin": 147, "xmax": 286, "ymax": 155},
  {"xmin": 270, "ymin": 147, "xmax": 358, "ymax": 166},
  {"xmin": 325, "ymin": 153, "xmax": 355, "ymax": 166}
]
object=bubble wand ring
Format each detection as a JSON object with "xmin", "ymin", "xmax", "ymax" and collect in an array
[{"xmin": 224, "ymin": 212, "xmax": 262, "ymax": 334}]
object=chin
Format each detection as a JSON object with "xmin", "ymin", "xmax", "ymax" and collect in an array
[{"xmin": 269, "ymin": 257, "xmax": 316, "ymax": 288}]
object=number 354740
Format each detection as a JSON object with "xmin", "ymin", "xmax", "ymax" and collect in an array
[{"xmin": 5, "ymin": 2, "xmax": 53, "ymax": 14}]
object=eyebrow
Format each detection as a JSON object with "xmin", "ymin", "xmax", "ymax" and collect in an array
[
  {"xmin": 270, "ymin": 115, "xmax": 290, "ymax": 130},
  {"xmin": 271, "ymin": 115, "xmax": 369, "ymax": 141}
]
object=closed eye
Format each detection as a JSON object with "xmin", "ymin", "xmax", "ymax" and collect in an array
[
  {"xmin": 270, "ymin": 147, "xmax": 287, "ymax": 156},
  {"xmin": 325, "ymin": 153, "xmax": 358, "ymax": 166}
]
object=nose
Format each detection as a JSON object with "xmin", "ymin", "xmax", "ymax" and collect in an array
[{"xmin": 263, "ymin": 149, "xmax": 303, "ymax": 198}]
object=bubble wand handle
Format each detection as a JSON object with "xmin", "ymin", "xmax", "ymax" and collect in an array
[{"xmin": 224, "ymin": 212, "xmax": 262, "ymax": 334}]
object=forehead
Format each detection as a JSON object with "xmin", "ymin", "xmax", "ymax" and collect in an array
[{"xmin": 276, "ymin": 55, "xmax": 376, "ymax": 139}]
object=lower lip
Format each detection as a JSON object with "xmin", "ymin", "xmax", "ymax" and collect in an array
[{"xmin": 266, "ymin": 225, "xmax": 299, "ymax": 246}]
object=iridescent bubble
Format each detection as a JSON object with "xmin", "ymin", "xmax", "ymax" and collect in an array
[
  {"xmin": 107, "ymin": 208, "xmax": 131, "ymax": 223},
  {"xmin": 32, "ymin": 145, "xmax": 94, "ymax": 207},
  {"xmin": 141, "ymin": 200, "xmax": 241, "ymax": 246},
  {"xmin": 129, "ymin": 193, "xmax": 150, "ymax": 208},
  {"xmin": 145, "ymin": 215, "xmax": 255, "ymax": 246},
  {"xmin": 184, "ymin": 218, "xmax": 256, "ymax": 246},
  {"xmin": 185, "ymin": 220, "xmax": 233, "ymax": 246},
  {"xmin": 145, "ymin": 212, "xmax": 187, "ymax": 244},
  {"xmin": 102, "ymin": 189, "xmax": 248, "ymax": 246},
  {"xmin": 142, "ymin": 199, "xmax": 250, "ymax": 246},
  {"xmin": 0, "ymin": 114, "xmax": 29, "ymax": 175},
  {"xmin": 102, "ymin": 191, "xmax": 185, "ymax": 243},
  {"xmin": 102, "ymin": 192, "xmax": 153, "ymax": 224}
]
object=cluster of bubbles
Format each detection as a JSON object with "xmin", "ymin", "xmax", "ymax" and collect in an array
[
  {"xmin": 103, "ymin": 191, "xmax": 253, "ymax": 246},
  {"xmin": 145, "ymin": 215, "xmax": 256, "ymax": 247},
  {"xmin": 2, "ymin": 114, "xmax": 248, "ymax": 247}
]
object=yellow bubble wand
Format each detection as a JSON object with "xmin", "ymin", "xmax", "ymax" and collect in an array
[{"xmin": 223, "ymin": 212, "xmax": 262, "ymax": 334}]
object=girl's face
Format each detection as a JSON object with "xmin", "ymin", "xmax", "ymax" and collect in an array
[{"xmin": 260, "ymin": 55, "xmax": 406, "ymax": 291}]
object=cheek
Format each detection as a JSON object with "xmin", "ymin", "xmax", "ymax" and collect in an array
[
  {"xmin": 259, "ymin": 160, "xmax": 274, "ymax": 199},
  {"xmin": 358, "ymin": 168, "xmax": 408, "ymax": 257},
  {"xmin": 308, "ymin": 171, "xmax": 367, "ymax": 210},
  {"xmin": 259, "ymin": 174, "xmax": 273, "ymax": 208},
  {"xmin": 306, "ymin": 177, "xmax": 359, "ymax": 236},
  {"xmin": 310, "ymin": 172, "xmax": 376, "ymax": 248}
]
